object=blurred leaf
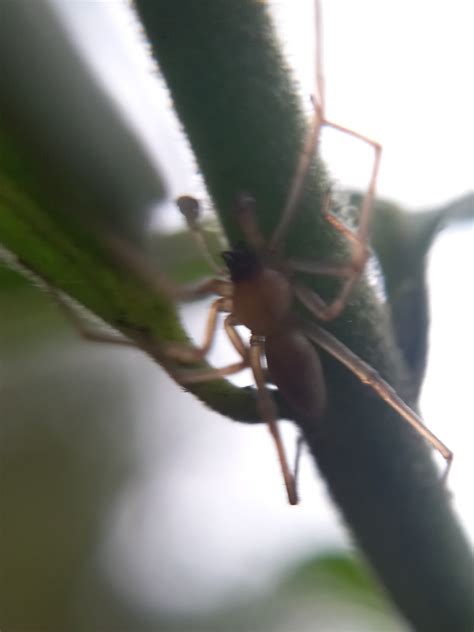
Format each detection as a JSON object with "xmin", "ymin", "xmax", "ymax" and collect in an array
[
  {"xmin": 286, "ymin": 551, "xmax": 399, "ymax": 612},
  {"xmin": 139, "ymin": 551, "xmax": 404, "ymax": 632},
  {"xmin": 0, "ymin": 289, "xmax": 135, "ymax": 631},
  {"xmin": 351, "ymin": 190, "xmax": 474, "ymax": 393},
  {"xmin": 0, "ymin": 0, "xmax": 167, "ymax": 242},
  {"xmin": 0, "ymin": 0, "xmax": 258, "ymax": 424}
]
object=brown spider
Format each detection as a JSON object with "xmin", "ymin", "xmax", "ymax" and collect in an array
[
  {"xmin": 50, "ymin": 0, "xmax": 452, "ymax": 505},
  {"xmin": 160, "ymin": 1, "xmax": 452, "ymax": 504}
]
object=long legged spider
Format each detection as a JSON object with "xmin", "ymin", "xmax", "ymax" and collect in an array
[
  {"xmin": 48, "ymin": 0, "xmax": 452, "ymax": 506},
  {"xmin": 163, "ymin": 0, "xmax": 452, "ymax": 505}
]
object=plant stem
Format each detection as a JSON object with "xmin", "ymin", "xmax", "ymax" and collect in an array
[{"xmin": 134, "ymin": 1, "xmax": 474, "ymax": 628}]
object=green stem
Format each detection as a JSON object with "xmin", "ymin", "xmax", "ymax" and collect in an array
[{"xmin": 134, "ymin": 1, "xmax": 474, "ymax": 629}]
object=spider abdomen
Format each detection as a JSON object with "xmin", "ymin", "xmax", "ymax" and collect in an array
[{"xmin": 266, "ymin": 329, "xmax": 326, "ymax": 420}]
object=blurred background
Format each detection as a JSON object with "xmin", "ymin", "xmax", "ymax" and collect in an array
[{"xmin": 0, "ymin": 1, "xmax": 472, "ymax": 630}]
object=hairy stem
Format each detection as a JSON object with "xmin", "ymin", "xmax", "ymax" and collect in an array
[{"xmin": 134, "ymin": 1, "xmax": 474, "ymax": 629}]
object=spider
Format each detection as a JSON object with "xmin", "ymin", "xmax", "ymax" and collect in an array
[
  {"xmin": 159, "ymin": 1, "xmax": 452, "ymax": 505},
  {"xmin": 49, "ymin": 0, "xmax": 452, "ymax": 506}
]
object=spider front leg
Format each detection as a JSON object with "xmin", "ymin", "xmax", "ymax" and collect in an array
[
  {"xmin": 177, "ymin": 195, "xmax": 225, "ymax": 275},
  {"xmin": 250, "ymin": 335, "xmax": 298, "ymax": 505}
]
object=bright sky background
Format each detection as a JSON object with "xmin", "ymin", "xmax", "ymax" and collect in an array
[{"xmin": 51, "ymin": 0, "xmax": 473, "ymax": 618}]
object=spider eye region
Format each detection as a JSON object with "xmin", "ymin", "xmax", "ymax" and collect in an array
[{"xmin": 221, "ymin": 242, "xmax": 262, "ymax": 282}]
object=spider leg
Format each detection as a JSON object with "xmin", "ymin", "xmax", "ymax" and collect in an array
[
  {"xmin": 233, "ymin": 193, "xmax": 266, "ymax": 252},
  {"xmin": 269, "ymin": 0, "xmax": 325, "ymax": 252},
  {"xmin": 320, "ymin": 120, "xmax": 382, "ymax": 251},
  {"xmin": 45, "ymin": 284, "xmax": 236, "ymax": 383},
  {"xmin": 163, "ymin": 297, "xmax": 232, "ymax": 363},
  {"xmin": 293, "ymin": 433, "xmax": 305, "ymax": 495},
  {"xmin": 172, "ymin": 360, "xmax": 248, "ymax": 384},
  {"xmin": 179, "ymin": 278, "xmax": 233, "ymax": 301},
  {"xmin": 288, "ymin": 185, "xmax": 362, "ymax": 271},
  {"xmin": 303, "ymin": 321, "xmax": 453, "ymax": 480},
  {"xmin": 48, "ymin": 257, "xmax": 236, "ymax": 377},
  {"xmin": 177, "ymin": 196, "xmax": 225, "ymax": 274},
  {"xmin": 104, "ymin": 231, "xmax": 231, "ymax": 302},
  {"xmin": 172, "ymin": 314, "xmax": 248, "ymax": 383},
  {"xmin": 50, "ymin": 283, "xmax": 250, "ymax": 393},
  {"xmin": 294, "ymin": 280, "xmax": 355, "ymax": 323},
  {"xmin": 307, "ymin": 118, "xmax": 382, "ymax": 305},
  {"xmin": 287, "ymin": 189, "xmax": 354, "ymax": 281},
  {"xmin": 269, "ymin": 0, "xmax": 381, "ymax": 283},
  {"xmin": 289, "ymin": 176, "xmax": 379, "ymax": 322},
  {"xmin": 250, "ymin": 335, "xmax": 298, "ymax": 505},
  {"xmin": 91, "ymin": 227, "xmax": 243, "ymax": 380}
]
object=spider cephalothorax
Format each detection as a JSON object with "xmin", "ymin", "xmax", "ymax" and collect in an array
[{"xmin": 221, "ymin": 242, "xmax": 262, "ymax": 282}]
